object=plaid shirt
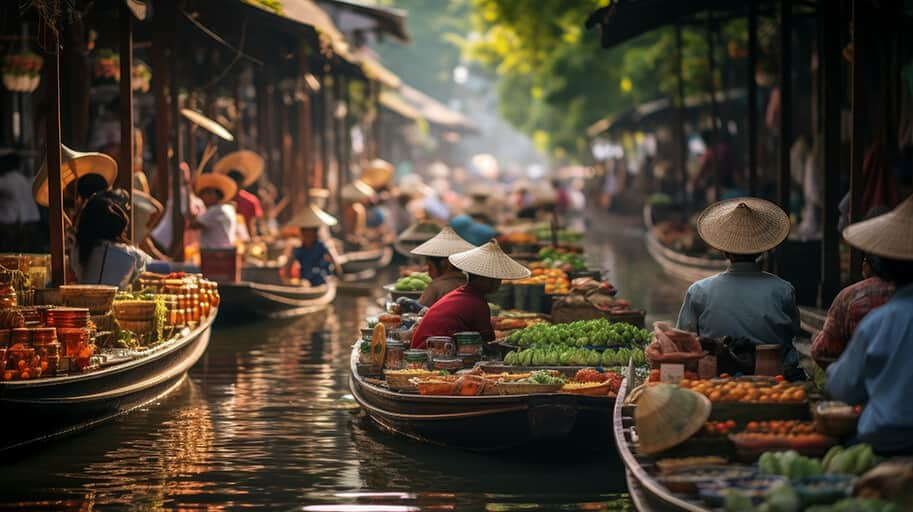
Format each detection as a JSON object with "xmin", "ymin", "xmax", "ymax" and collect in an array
[{"xmin": 812, "ymin": 277, "xmax": 895, "ymax": 365}]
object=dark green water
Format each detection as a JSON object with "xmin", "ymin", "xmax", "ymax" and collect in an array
[{"xmin": 0, "ymin": 214, "xmax": 686, "ymax": 510}]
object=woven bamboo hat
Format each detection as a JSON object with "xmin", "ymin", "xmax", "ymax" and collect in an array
[
  {"xmin": 285, "ymin": 203, "xmax": 338, "ymax": 229},
  {"xmin": 213, "ymin": 150, "xmax": 264, "ymax": 187},
  {"xmin": 697, "ymin": 197, "xmax": 790, "ymax": 255},
  {"xmin": 360, "ymin": 159, "xmax": 394, "ymax": 189},
  {"xmin": 341, "ymin": 179, "xmax": 376, "ymax": 202},
  {"xmin": 411, "ymin": 226, "xmax": 475, "ymax": 258},
  {"xmin": 395, "ymin": 222, "xmax": 443, "ymax": 256},
  {"xmin": 449, "ymin": 240, "xmax": 531, "ymax": 280},
  {"xmin": 180, "ymin": 109, "xmax": 234, "ymax": 141},
  {"xmin": 843, "ymin": 195, "xmax": 913, "ymax": 261},
  {"xmin": 192, "ymin": 172, "xmax": 237, "ymax": 203},
  {"xmin": 635, "ymin": 384, "xmax": 711, "ymax": 455},
  {"xmin": 33, "ymin": 144, "xmax": 118, "ymax": 207}
]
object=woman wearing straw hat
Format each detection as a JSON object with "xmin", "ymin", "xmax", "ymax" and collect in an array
[
  {"xmin": 826, "ymin": 196, "xmax": 913, "ymax": 455},
  {"xmin": 676, "ymin": 198, "xmax": 801, "ymax": 374},
  {"xmin": 213, "ymin": 150, "xmax": 265, "ymax": 237},
  {"xmin": 410, "ymin": 240, "xmax": 530, "ymax": 350},
  {"xmin": 282, "ymin": 204, "xmax": 342, "ymax": 287},
  {"xmin": 410, "ymin": 226, "xmax": 475, "ymax": 307},
  {"xmin": 188, "ymin": 172, "xmax": 239, "ymax": 250}
]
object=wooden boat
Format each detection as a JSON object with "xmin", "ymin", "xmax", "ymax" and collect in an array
[
  {"xmin": 643, "ymin": 204, "xmax": 727, "ymax": 283},
  {"xmin": 217, "ymin": 263, "xmax": 337, "ymax": 320},
  {"xmin": 339, "ymin": 246, "xmax": 393, "ymax": 282},
  {"xmin": 613, "ymin": 371, "xmax": 710, "ymax": 512},
  {"xmin": 348, "ymin": 345, "xmax": 615, "ymax": 452},
  {"xmin": 0, "ymin": 310, "xmax": 216, "ymax": 455}
]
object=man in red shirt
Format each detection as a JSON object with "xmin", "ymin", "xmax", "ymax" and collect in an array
[{"xmin": 411, "ymin": 240, "xmax": 530, "ymax": 349}]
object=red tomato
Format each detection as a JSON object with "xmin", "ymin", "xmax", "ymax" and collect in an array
[
  {"xmin": 719, "ymin": 373, "xmax": 730, "ymax": 379},
  {"xmin": 775, "ymin": 374, "xmax": 785, "ymax": 382}
]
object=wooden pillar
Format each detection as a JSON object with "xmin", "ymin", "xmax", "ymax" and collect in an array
[
  {"xmin": 848, "ymin": 0, "xmax": 867, "ymax": 282},
  {"xmin": 315, "ymin": 80, "xmax": 327, "ymax": 190},
  {"xmin": 674, "ymin": 23, "xmax": 688, "ymax": 206},
  {"xmin": 45, "ymin": 26, "xmax": 65, "ymax": 286},
  {"xmin": 706, "ymin": 18, "xmax": 721, "ymax": 202},
  {"xmin": 169, "ymin": 1, "xmax": 184, "ymax": 261},
  {"xmin": 151, "ymin": 0, "xmax": 170, "ymax": 203},
  {"xmin": 118, "ymin": 1, "xmax": 134, "ymax": 241},
  {"xmin": 333, "ymin": 75, "xmax": 345, "ymax": 215},
  {"xmin": 778, "ymin": 0, "xmax": 792, "ymax": 214},
  {"xmin": 747, "ymin": 0, "xmax": 759, "ymax": 196},
  {"xmin": 819, "ymin": 0, "xmax": 842, "ymax": 306},
  {"xmin": 343, "ymin": 77, "xmax": 353, "ymax": 184},
  {"xmin": 298, "ymin": 47, "xmax": 313, "ymax": 206}
]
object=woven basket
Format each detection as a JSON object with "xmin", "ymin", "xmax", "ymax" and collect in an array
[
  {"xmin": 117, "ymin": 318, "xmax": 155, "ymax": 336},
  {"xmin": 495, "ymin": 382, "xmax": 563, "ymax": 395},
  {"xmin": 561, "ymin": 382, "xmax": 613, "ymax": 396},
  {"xmin": 113, "ymin": 300, "xmax": 157, "ymax": 321},
  {"xmin": 90, "ymin": 312, "xmax": 117, "ymax": 333},
  {"xmin": 60, "ymin": 285, "xmax": 117, "ymax": 314},
  {"xmin": 384, "ymin": 369, "xmax": 433, "ymax": 392}
]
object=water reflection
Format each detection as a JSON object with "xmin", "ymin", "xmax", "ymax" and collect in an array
[{"xmin": 0, "ymin": 214, "xmax": 675, "ymax": 509}]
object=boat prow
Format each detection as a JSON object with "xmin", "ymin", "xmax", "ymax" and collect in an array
[{"xmin": 217, "ymin": 278, "xmax": 337, "ymax": 320}]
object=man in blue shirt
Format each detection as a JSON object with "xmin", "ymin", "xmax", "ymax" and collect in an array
[
  {"xmin": 676, "ymin": 198, "xmax": 801, "ymax": 370},
  {"xmin": 826, "ymin": 196, "xmax": 913, "ymax": 455}
]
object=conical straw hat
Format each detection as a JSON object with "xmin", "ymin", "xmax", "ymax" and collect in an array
[
  {"xmin": 635, "ymin": 384, "xmax": 711, "ymax": 455},
  {"xmin": 285, "ymin": 203, "xmax": 338, "ymax": 229},
  {"xmin": 341, "ymin": 179, "xmax": 375, "ymax": 202},
  {"xmin": 448, "ymin": 240, "xmax": 531, "ymax": 280},
  {"xmin": 213, "ymin": 150, "xmax": 264, "ymax": 187},
  {"xmin": 697, "ymin": 197, "xmax": 790, "ymax": 255},
  {"xmin": 360, "ymin": 159, "xmax": 394, "ymax": 189},
  {"xmin": 843, "ymin": 195, "xmax": 913, "ymax": 261},
  {"xmin": 395, "ymin": 222, "xmax": 443, "ymax": 257},
  {"xmin": 180, "ymin": 108, "xmax": 234, "ymax": 141},
  {"xmin": 192, "ymin": 172, "xmax": 237, "ymax": 203},
  {"xmin": 411, "ymin": 226, "xmax": 475, "ymax": 257},
  {"xmin": 33, "ymin": 144, "xmax": 118, "ymax": 207}
]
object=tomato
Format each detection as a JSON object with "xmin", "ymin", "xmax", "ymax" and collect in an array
[
  {"xmin": 747, "ymin": 421, "xmax": 759, "ymax": 431},
  {"xmin": 774, "ymin": 374, "xmax": 785, "ymax": 382},
  {"xmin": 719, "ymin": 373, "xmax": 730, "ymax": 379},
  {"xmin": 725, "ymin": 420, "xmax": 737, "ymax": 429}
]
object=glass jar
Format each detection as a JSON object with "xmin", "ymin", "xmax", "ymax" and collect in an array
[
  {"xmin": 404, "ymin": 350, "xmax": 430, "ymax": 370},
  {"xmin": 454, "ymin": 331, "xmax": 483, "ymax": 357},
  {"xmin": 384, "ymin": 341, "xmax": 406, "ymax": 370},
  {"xmin": 426, "ymin": 336, "xmax": 455, "ymax": 358},
  {"xmin": 432, "ymin": 357, "xmax": 463, "ymax": 372},
  {"xmin": 358, "ymin": 340, "xmax": 374, "ymax": 365}
]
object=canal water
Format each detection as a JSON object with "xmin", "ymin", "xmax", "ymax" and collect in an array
[{"xmin": 0, "ymin": 214, "xmax": 687, "ymax": 510}]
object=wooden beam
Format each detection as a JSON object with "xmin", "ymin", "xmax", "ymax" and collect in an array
[
  {"xmin": 848, "ymin": 0, "xmax": 867, "ymax": 282},
  {"xmin": 45, "ymin": 26, "xmax": 65, "ymax": 286},
  {"xmin": 151, "ymin": 0, "xmax": 170, "ymax": 204},
  {"xmin": 819, "ymin": 0, "xmax": 841, "ymax": 306},
  {"xmin": 118, "ymin": 1, "xmax": 134, "ymax": 242},
  {"xmin": 747, "ymin": 0, "xmax": 759, "ymax": 196}
]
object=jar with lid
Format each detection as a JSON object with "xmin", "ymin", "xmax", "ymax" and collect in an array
[
  {"xmin": 358, "ymin": 340, "xmax": 374, "ymax": 365},
  {"xmin": 454, "ymin": 331, "xmax": 483, "ymax": 357},
  {"xmin": 432, "ymin": 357, "xmax": 463, "ymax": 372},
  {"xmin": 384, "ymin": 341, "xmax": 406, "ymax": 370},
  {"xmin": 404, "ymin": 350, "xmax": 430, "ymax": 370}
]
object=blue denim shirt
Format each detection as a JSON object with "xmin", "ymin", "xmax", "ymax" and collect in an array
[
  {"xmin": 826, "ymin": 284, "xmax": 913, "ymax": 454},
  {"xmin": 676, "ymin": 261, "xmax": 800, "ymax": 366}
]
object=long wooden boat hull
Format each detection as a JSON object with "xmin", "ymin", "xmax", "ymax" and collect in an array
[
  {"xmin": 643, "ymin": 205, "xmax": 727, "ymax": 283},
  {"xmin": 217, "ymin": 278, "xmax": 336, "ymax": 320},
  {"xmin": 349, "ymin": 347, "xmax": 614, "ymax": 452},
  {"xmin": 340, "ymin": 247, "xmax": 393, "ymax": 282},
  {"xmin": 0, "ymin": 312, "xmax": 215, "ymax": 455}
]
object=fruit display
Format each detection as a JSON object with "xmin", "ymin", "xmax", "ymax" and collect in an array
[
  {"xmin": 498, "ymin": 232, "xmax": 537, "ymax": 245},
  {"xmin": 758, "ymin": 450, "xmax": 826, "ymax": 479},
  {"xmin": 530, "ymin": 227, "xmax": 583, "ymax": 244},
  {"xmin": 536, "ymin": 247, "xmax": 586, "ymax": 272},
  {"xmin": 503, "ymin": 345, "xmax": 645, "ymax": 367},
  {"xmin": 514, "ymin": 265, "xmax": 570, "ymax": 294},
  {"xmin": 507, "ymin": 319, "xmax": 651, "ymax": 348},
  {"xmin": 680, "ymin": 377, "xmax": 808, "ymax": 403},
  {"xmin": 820, "ymin": 445, "xmax": 876, "ymax": 476},
  {"xmin": 518, "ymin": 370, "xmax": 566, "ymax": 385},
  {"xmin": 393, "ymin": 272, "xmax": 431, "ymax": 292}
]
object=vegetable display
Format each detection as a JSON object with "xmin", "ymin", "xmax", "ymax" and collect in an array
[
  {"xmin": 536, "ymin": 247, "xmax": 586, "ymax": 271},
  {"xmin": 507, "ymin": 319, "xmax": 650, "ymax": 348},
  {"xmin": 503, "ymin": 345, "xmax": 645, "ymax": 367},
  {"xmin": 394, "ymin": 272, "xmax": 431, "ymax": 292}
]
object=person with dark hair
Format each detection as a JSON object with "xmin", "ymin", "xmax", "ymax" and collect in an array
[
  {"xmin": 71, "ymin": 190, "xmax": 151, "ymax": 289},
  {"xmin": 676, "ymin": 198, "xmax": 802, "ymax": 375},
  {"xmin": 0, "ymin": 152, "xmax": 40, "ymax": 252},
  {"xmin": 188, "ymin": 173, "xmax": 239, "ymax": 249},
  {"xmin": 826, "ymin": 196, "xmax": 913, "ymax": 455},
  {"xmin": 75, "ymin": 173, "xmax": 110, "ymax": 209},
  {"xmin": 410, "ymin": 226, "xmax": 474, "ymax": 307},
  {"xmin": 282, "ymin": 204, "xmax": 342, "ymax": 286}
]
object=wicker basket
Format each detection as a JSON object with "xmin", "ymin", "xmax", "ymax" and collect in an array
[
  {"xmin": 812, "ymin": 402, "xmax": 859, "ymax": 438},
  {"xmin": 90, "ymin": 312, "xmax": 117, "ymax": 333},
  {"xmin": 494, "ymin": 382, "xmax": 564, "ymax": 395},
  {"xmin": 113, "ymin": 300, "xmax": 157, "ymax": 321},
  {"xmin": 60, "ymin": 285, "xmax": 117, "ymax": 314},
  {"xmin": 117, "ymin": 318, "xmax": 155, "ymax": 336},
  {"xmin": 384, "ymin": 369, "xmax": 433, "ymax": 392},
  {"xmin": 560, "ymin": 382, "xmax": 613, "ymax": 396}
]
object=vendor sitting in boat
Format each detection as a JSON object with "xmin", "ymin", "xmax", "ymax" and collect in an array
[
  {"xmin": 675, "ymin": 198, "xmax": 802, "ymax": 378},
  {"xmin": 71, "ymin": 190, "xmax": 152, "ymax": 289},
  {"xmin": 213, "ymin": 150, "xmax": 265, "ymax": 238},
  {"xmin": 410, "ymin": 240, "xmax": 530, "ymax": 349},
  {"xmin": 282, "ymin": 203, "xmax": 343, "ymax": 287},
  {"xmin": 826, "ymin": 196, "xmax": 913, "ymax": 456},
  {"xmin": 188, "ymin": 172, "xmax": 239, "ymax": 250},
  {"xmin": 410, "ymin": 226, "xmax": 475, "ymax": 307}
]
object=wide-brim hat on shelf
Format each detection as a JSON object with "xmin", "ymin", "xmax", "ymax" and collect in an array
[
  {"xmin": 448, "ymin": 240, "xmax": 531, "ymax": 280},
  {"xmin": 696, "ymin": 197, "xmax": 790, "ymax": 255},
  {"xmin": 33, "ymin": 144, "xmax": 118, "ymax": 207},
  {"xmin": 394, "ymin": 222, "xmax": 443, "ymax": 257},
  {"xmin": 843, "ymin": 195, "xmax": 913, "ymax": 261},
  {"xmin": 635, "ymin": 383, "xmax": 711, "ymax": 455},
  {"xmin": 341, "ymin": 179, "xmax": 376, "ymax": 202},
  {"xmin": 360, "ymin": 159, "xmax": 394, "ymax": 189},
  {"xmin": 180, "ymin": 108, "xmax": 234, "ymax": 141},
  {"xmin": 411, "ymin": 226, "xmax": 474, "ymax": 258},
  {"xmin": 192, "ymin": 172, "xmax": 237, "ymax": 203},
  {"xmin": 285, "ymin": 203, "xmax": 338, "ymax": 229},
  {"xmin": 213, "ymin": 150, "xmax": 264, "ymax": 187}
]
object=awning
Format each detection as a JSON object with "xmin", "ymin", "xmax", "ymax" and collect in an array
[
  {"xmin": 356, "ymin": 48, "xmax": 401, "ymax": 89},
  {"xmin": 399, "ymin": 85, "xmax": 478, "ymax": 134},
  {"xmin": 379, "ymin": 90, "xmax": 422, "ymax": 121},
  {"xmin": 317, "ymin": 0, "xmax": 410, "ymax": 43},
  {"xmin": 242, "ymin": 0, "xmax": 355, "ymax": 62}
]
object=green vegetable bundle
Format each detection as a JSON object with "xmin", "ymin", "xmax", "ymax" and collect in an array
[
  {"xmin": 506, "ymin": 319, "xmax": 650, "ymax": 349},
  {"xmin": 503, "ymin": 346, "xmax": 645, "ymax": 367}
]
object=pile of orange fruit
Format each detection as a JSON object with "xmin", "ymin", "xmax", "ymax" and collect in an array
[
  {"xmin": 514, "ymin": 264, "xmax": 570, "ymax": 294},
  {"xmin": 679, "ymin": 378, "xmax": 808, "ymax": 403}
]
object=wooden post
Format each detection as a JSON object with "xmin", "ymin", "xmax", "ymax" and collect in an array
[
  {"xmin": 151, "ymin": 0, "xmax": 170, "ymax": 204},
  {"xmin": 848, "ymin": 0, "xmax": 867, "ymax": 282},
  {"xmin": 298, "ymin": 46, "xmax": 313, "ymax": 207},
  {"xmin": 118, "ymin": 1, "xmax": 134, "ymax": 241},
  {"xmin": 334, "ymin": 75, "xmax": 345, "ymax": 215},
  {"xmin": 169, "ymin": 1, "xmax": 184, "ymax": 262},
  {"xmin": 315, "ymin": 79, "xmax": 327, "ymax": 190},
  {"xmin": 778, "ymin": 0, "xmax": 792, "ymax": 214},
  {"xmin": 45, "ymin": 26, "xmax": 65, "ymax": 286},
  {"xmin": 819, "ymin": 0, "xmax": 842, "ymax": 306},
  {"xmin": 674, "ymin": 23, "xmax": 688, "ymax": 206},
  {"xmin": 747, "ymin": 0, "xmax": 759, "ymax": 196},
  {"xmin": 706, "ymin": 18, "xmax": 721, "ymax": 202}
]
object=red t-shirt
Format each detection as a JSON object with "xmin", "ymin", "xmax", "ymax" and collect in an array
[
  {"xmin": 410, "ymin": 285, "xmax": 494, "ymax": 349},
  {"xmin": 235, "ymin": 189, "xmax": 264, "ymax": 224}
]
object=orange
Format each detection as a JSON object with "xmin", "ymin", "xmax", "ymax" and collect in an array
[{"xmin": 709, "ymin": 391, "xmax": 722, "ymax": 402}]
